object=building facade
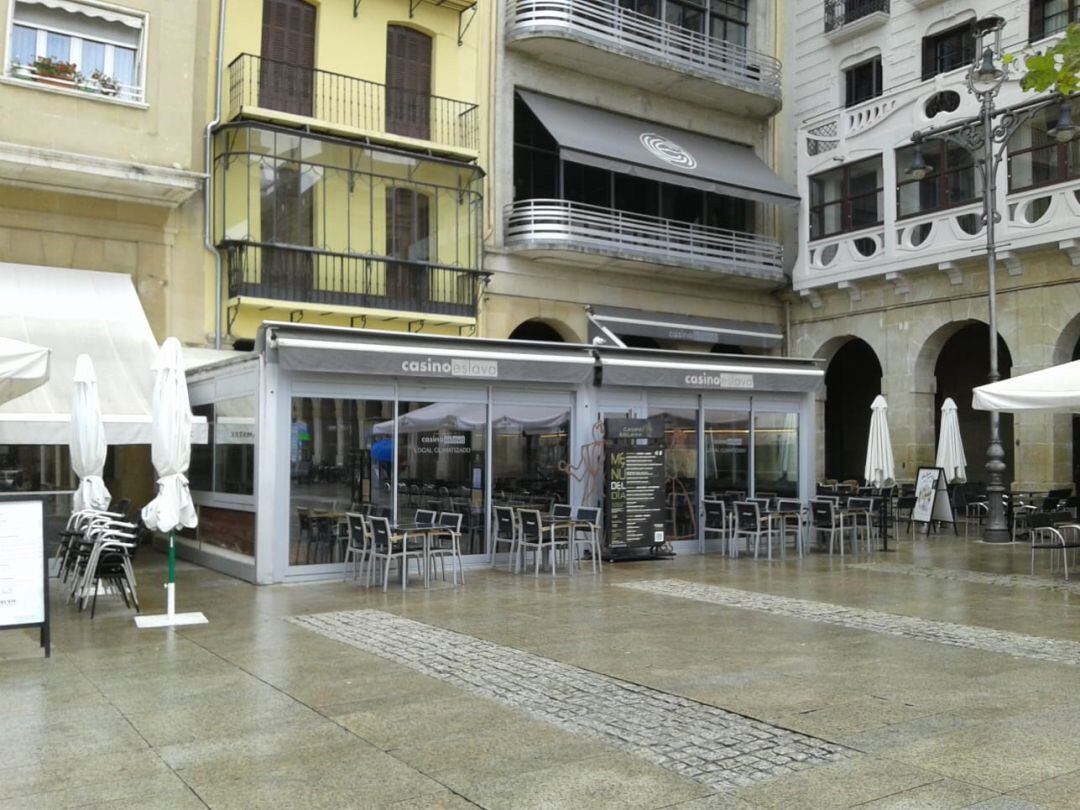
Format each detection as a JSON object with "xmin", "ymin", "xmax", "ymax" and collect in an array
[
  {"xmin": 789, "ymin": 0, "xmax": 1080, "ymax": 491},
  {"xmin": 209, "ymin": 0, "xmax": 486, "ymax": 345}
]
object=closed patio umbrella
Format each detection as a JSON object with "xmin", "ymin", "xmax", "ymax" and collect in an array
[
  {"xmin": 864, "ymin": 395, "xmax": 895, "ymax": 487},
  {"xmin": 136, "ymin": 337, "xmax": 206, "ymax": 628},
  {"xmin": 935, "ymin": 397, "xmax": 967, "ymax": 484},
  {"xmin": 0, "ymin": 335, "xmax": 49, "ymax": 404},
  {"xmin": 70, "ymin": 354, "xmax": 110, "ymax": 511}
]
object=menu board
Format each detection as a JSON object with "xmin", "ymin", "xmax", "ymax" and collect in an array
[
  {"xmin": 605, "ymin": 418, "xmax": 667, "ymax": 550},
  {"xmin": 0, "ymin": 500, "xmax": 44, "ymax": 626}
]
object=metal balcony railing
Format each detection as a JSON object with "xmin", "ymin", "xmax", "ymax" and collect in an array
[
  {"xmin": 505, "ymin": 199, "xmax": 783, "ymax": 280},
  {"xmin": 226, "ymin": 53, "xmax": 479, "ymax": 153},
  {"xmin": 506, "ymin": 0, "xmax": 781, "ymax": 100},
  {"xmin": 224, "ymin": 242, "xmax": 482, "ymax": 318},
  {"xmin": 824, "ymin": 0, "xmax": 890, "ymax": 32}
]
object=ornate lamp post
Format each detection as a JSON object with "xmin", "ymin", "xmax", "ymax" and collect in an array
[{"xmin": 907, "ymin": 16, "xmax": 1077, "ymax": 542}]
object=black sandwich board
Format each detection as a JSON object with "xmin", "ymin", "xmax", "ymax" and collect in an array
[
  {"xmin": 912, "ymin": 466, "xmax": 958, "ymax": 536},
  {"xmin": 603, "ymin": 417, "xmax": 671, "ymax": 561},
  {"xmin": 0, "ymin": 499, "xmax": 49, "ymax": 658}
]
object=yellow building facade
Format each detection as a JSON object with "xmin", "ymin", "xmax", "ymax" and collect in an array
[{"xmin": 209, "ymin": 0, "xmax": 486, "ymax": 344}]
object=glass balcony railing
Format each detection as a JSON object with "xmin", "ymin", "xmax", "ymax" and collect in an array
[
  {"xmin": 226, "ymin": 53, "xmax": 479, "ymax": 153},
  {"xmin": 505, "ymin": 199, "xmax": 784, "ymax": 282}
]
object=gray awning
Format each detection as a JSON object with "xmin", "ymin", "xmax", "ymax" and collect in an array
[
  {"xmin": 270, "ymin": 333, "xmax": 596, "ymax": 386},
  {"xmin": 597, "ymin": 349, "xmax": 823, "ymax": 393},
  {"xmin": 518, "ymin": 90, "xmax": 799, "ymax": 207},
  {"xmin": 588, "ymin": 306, "xmax": 783, "ymax": 350}
]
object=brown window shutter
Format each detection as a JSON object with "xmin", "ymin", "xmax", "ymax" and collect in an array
[
  {"xmin": 259, "ymin": 0, "xmax": 315, "ymax": 116},
  {"xmin": 385, "ymin": 25, "xmax": 432, "ymax": 141}
]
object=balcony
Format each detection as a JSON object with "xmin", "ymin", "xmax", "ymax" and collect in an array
[
  {"xmin": 224, "ymin": 243, "xmax": 482, "ymax": 320},
  {"xmin": 505, "ymin": 199, "xmax": 784, "ymax": 286},
  {"xmin": 824, "ymin": 0, "xmax": 889, "ymax": 42},
  {"xmin": 225, "ymin": 53, "xmax": 479, "ymax": 159},
  {"xmin": 505, "ymin": 0, "xmax": 782, "ymax": 117}
]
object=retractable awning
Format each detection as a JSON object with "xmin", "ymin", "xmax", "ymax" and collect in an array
[
  {"xmin": 587, "ymin": 305, "xmax": 783, "ymax": 350},
  {"xmin": 596, "ymin": 347, "xmax": 823, "ymax": 393},
  {"xmin": 265, "ymin": 324, "xmax": 596, "ymax": 385},
  {"xmin": 517, "ymin": 90, "xmax": 799, "ymax": 207},
  {"xmin": 0, "ymin": 264, "xmax": 205, "ymax": 444}
]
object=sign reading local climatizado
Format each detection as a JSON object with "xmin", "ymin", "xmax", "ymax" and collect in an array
[
  {"xmin": 683, "ymin": 372, "xmax": 754, "ymax": 389},
  {"xmin": 400, "ymin": 357, "xmax": 498, "ymax": 379}
]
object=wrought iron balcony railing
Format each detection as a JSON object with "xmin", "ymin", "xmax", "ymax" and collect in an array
[
  {"xmin": 505, "ymin": 199, "xmax": 783, "ymax": 281},
  {"xmin": 226, "ymin": 53, "xmax": 479, "ymax": 153},
  {"xmin": 506, "ymin": 0, "xmax": 781, "ymax": 100},
  {"xmin": 824, "ymin": 0, "xmax": 890, "ymax": 32},
  {"xmin": 223, "ymin": 242, "xmax": 482, "ymax": 319}
]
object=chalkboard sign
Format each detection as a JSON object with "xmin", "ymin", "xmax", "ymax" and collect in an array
[
  {"xmin": 0, "ymin": 499, "xmax": 49, "ymax": 657},
  {"xmin": 605, "ymin": 417, "xmax": 667, "ymax": 552}
]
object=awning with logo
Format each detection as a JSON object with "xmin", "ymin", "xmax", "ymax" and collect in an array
[
  {"xmin": 596, "ymin": 347, "xmax": 823, "ymax": 393},
  {"xmin": 265, "ymin": 324, "xmax": 596, "ymax": 386},
  {"xmin": 587, "ymin": 305, "xmax": 783, "ymax": 350},
  {"xmin": 516, "ymin": 90, "xmax": 799, "ymax": 207}
]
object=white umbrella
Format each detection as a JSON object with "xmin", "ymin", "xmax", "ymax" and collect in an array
[
  {"xmin": 137, "ymin": 337, "xmax": 205, "ymax": 628},
  {"xmin": 973, "ymin": 359, "xmax": 1080, "ymax": 412},
  {"xmin": 935, "ymin": 397, "xmax": 967, "ymax": 483},
  {"xmin": 864, "ymin": 394, "xmax": 895, "ymax": 487},
  {"xmin": 70, "ymin": 354, "xmax": 110, "ymax": 511},
  {"xmin": 0, "ymin": 335, "xmax": 49, "ymax": 404}
]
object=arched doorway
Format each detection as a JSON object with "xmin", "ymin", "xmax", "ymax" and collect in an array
[
  {"xmin": 509, "ymin": 319, "xmax": 566, "ymax": 342},
  {"xmin": 824, "ymin": 338, "xmax": 882, "ymax": 481},
  {"xmin": 934, "ymin": 322, "xmax": 1013, "ymax": 486}
]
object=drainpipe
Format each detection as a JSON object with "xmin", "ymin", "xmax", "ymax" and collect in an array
[
  {"xmin": 205, "ymin": 0, "xmax": 227, "ymax": 349},
  {"xmin": 784, "ymin": 298, "xmax": 792, "ymax": 357}
]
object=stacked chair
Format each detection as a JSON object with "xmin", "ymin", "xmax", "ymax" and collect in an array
[{"xmin": 57, "ymin": 505, "xmax": 141, "ymax": 618}]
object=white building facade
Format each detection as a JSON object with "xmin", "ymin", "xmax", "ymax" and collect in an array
[{"xmin": 788, "ymin": 0, "xmax": 1080, "ymax": 491}]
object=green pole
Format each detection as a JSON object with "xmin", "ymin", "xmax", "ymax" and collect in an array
[{"xmin": 168, "ymin": 529, "xmax": 175, "ymax": 583}]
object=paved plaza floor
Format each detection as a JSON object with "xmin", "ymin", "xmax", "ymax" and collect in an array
[{"xmin": 4, "ymin": 535, "xmax": 1080, "ymax": 808}]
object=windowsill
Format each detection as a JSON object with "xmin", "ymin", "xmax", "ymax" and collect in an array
[{"xmin": 0, "ymin": 75, "xmax": 148, "ymax": 109}]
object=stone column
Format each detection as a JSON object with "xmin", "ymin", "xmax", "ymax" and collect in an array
[{"xmin": 881, "ymin": 372, "xmax": 935, "ymax": 482}]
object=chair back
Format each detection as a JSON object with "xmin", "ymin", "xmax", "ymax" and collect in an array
[
  {"xmin": 438, "ymin": 512, "xmax": 463, "ymax": 532},
  {"xmin": 575, "ymin": 506, "xmax": 600, "ymax": 525},
  {"xmin": 703, "ymin": 499, "xmax": 726, "ymax": 530},
  {"xmin": 494, "ymin": 505, "xmax": 515, "ymax": 538},
  {"xmin": 415, "ymin": 509, "xmax": 437, "ymax": 526},
  {"xmin": 735, "ymin": 501, "xmax": 760, "ymax": 530},
  {"xmin": 1030, "ymin": 510, "xmax": 1073, "ymax": 530},
  {"xmin": 748, "ymin": 497, "xmax": 770, "ymax": 512},
  {"xmin": 810, "ymin": 500, "xmax": 834, "ymax": 528},
  {"xmin": 296, "ymin": 506, "xmax": 312, "ymax": 531},
  {"xmin": 552, "ymin": 503, "xmax": 572, "ymax": 519},
  {"xmin": 369, "ymin": 516, "xmax": 392, "ymax": 548},
  {"xmin": 776, "ymin": 498, "xmax": 802, "ymax": 513},
  {"xmin": 345, "ymin": 512, "xmax": 368, "ymax": 549},
  {"xmin": 848, "ymin": 497, "xmax": 873, "ymax": 512},
  {"xmin": 518, "ymin": 509, "xmax": 543, "ymax": 542}
]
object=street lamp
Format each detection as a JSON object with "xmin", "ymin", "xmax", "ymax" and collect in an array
[{"xmin": 907, "ymin": 16, "xmax": 1078, "ymax": 542}]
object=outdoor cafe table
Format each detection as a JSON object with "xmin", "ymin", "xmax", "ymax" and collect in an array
[
  {"xmin": 392, "ymin": 522, "xmax": 446, "ymax": 590},
  {"xmin": 522, "ymin": 515, "xmax": 597, "ymax": 577}
]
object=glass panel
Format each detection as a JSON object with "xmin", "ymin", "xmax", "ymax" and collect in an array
[
  {"xmin": 492, "ymin": 405, "xmax": 570, "ymax": 512},
  {"xmin": 81, "ymin": 40, "xmax": 106, "ymax": 77},
  {"xmin": 649, "ymin": 407, "xmax": 698, "ymax": 542},
  {"xmin": 214, "ymin": 396, "xmax": 255, "ymax": 495},
  {"xmin": 112, "ymin": 46, "xmax": 137, "ymax": 96},
  {"xmin": 397, "ymin": 400, "xmax": 487, "ymax": 555},
  {"xmin": 289, "ymin": 397, "xmax": 394, "ymax": 566},
  {"xmin": 45, "ymin": 32, "xmax": 71, "ymax": 62},
  {"xmin": 754, "ymin": 412, "xmax": 799, "ymax": 499},
  {"xmin": 704, "ymin": 409, "xmax": 749, "ymax": 497},
  {"xmin": 10, "ymin": 25, "xmax": 37, "ymax": 66},
  {"xmin": 189, "ymin": 404, "xmax": 214, "ymax": 491}
]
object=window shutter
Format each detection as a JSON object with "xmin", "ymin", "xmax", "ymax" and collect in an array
[
  {"xmin": 1030, "ymin": 1, "xmax": 1044, "ymax": 42},
  {"xmin": 386, "ymin": 25, "xmax": 432, "ymax": 141},
  {"xmin": 259, "ymin": 0, "xmax": 315, "ymax": 116}
]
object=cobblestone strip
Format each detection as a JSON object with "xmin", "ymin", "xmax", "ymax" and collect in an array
[
  {"xmin": 617, "ymin": 579, "xmax": 1080, "ymax": 667},
  {"xmin": 288, "ymin": 609, "xmax": 848, "ymax": 792},
  {"xmin": 846, "ymin": 561, "xmax": 1080, "ymax": 595}
]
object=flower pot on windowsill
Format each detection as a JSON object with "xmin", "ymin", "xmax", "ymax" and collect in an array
[
  {"xmin": 34, "ymin": 74, "xmax": 75, "ymax": 90},
  {"xmin": 9, "ymin": 64, "xmax": 33, "ymax": 80}
]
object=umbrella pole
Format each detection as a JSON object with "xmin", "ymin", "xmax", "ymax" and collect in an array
[{"xmin": 167, "ymin": 530, "xmax": 176, "ymax": 618}]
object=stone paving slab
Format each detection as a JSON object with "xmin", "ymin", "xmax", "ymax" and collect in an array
[
  {"xmin": 616, "ymin": 579, "xmax": 1080, "ymax": 667},
  {"xmin": 289, "ymin": 609, "xmax": 848, "ymax": 793},
  {"xmin": 847, "ymin": 561, "xmax": 1080, "ymax": 594}
]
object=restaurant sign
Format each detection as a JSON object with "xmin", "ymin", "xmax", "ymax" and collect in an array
[{"xmin": 400, "ymin": 358, "xmax": 498, "ymax": 379}]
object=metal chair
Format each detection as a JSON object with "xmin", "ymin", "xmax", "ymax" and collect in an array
[
  {"xmin": 810, "ymin": 500, "xmax": 853, "ymax": 557},
  {"xmin": 1029, "ymin": 510, "xmax": 1080, "ymax": 578},
  {"xmin": 703, "ymin": 499, "xmax": 731, "ymax": 555},
  {"xmin": 430, "ymin": 512, "xmax": 465, "ymax": 585},
  {"xmin": 734, "ymin": 501, "xmax": 780, "ymax": 560},
  {"xmin": 571, "ymin": 506, "xmax": 602, "ymax": 574},
  {"xmin": 491, "ymin": 505, "xmax": 518, "ymax": 570},
  {"xmin": 343, "ymin": 512, "xmax": 370, "ymax": 583}
]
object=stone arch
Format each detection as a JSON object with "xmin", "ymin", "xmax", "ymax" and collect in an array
[
  {"xmin": 508, "ymin": 317, "xmax": 581, "ymax": 343},
  {"xmin": 821, "ymin": 336, "xmax": 884, "ymax": 482}
]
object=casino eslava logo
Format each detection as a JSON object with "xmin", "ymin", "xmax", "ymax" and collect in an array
[{"xmin": 639, "ymin": 132, "xmax": 697, "ymax": 170}]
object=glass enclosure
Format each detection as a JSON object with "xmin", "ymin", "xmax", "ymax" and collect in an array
[
  {"xmin": 492, "ymin": 404, "xmax": 571, "ymax": 511},
  {"xmin": 753, "ymin": 411, "xmax": 800, "ymax": 498},
  {"xmin": 649, "ymin": 407, "xmax": 698, "ymax": 541},
  {"xmin": 704, "ymin": 409, "xmax": 750, "ymax": 496}
]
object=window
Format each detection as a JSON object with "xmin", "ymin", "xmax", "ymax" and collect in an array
[
  {"xmin": 844, "ymin": 57, "xmax": 882, "ymax": 108},
  {"xmin": 617, "ymin": 0, "xmax": 748, "ymax": 48},
  {"xmin": 922, "ymin": 22, "xmax": 976, "ymax": 80},
  {"xmin": 1030, "ymin": 1, "xmax": 1080, "ymax": 41},
  {"xmin": 6, "ymin": 0, "xmax": 146, "ymax": 102},
  {"xmin": 896, "ymin": 139, "xmax": 981, "ymax": 218},
  {"xmin": 1008, "ymin": 106, "xmax": 1080, "ymax": 192},
  {"xmin": 809, "ymin": 156, "xmax": 884, "ymax": 239}
]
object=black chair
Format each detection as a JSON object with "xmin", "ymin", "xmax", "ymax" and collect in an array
[{"xmin": 1029, "ymin": 510, "xmax": 1080, "ymax": 578}]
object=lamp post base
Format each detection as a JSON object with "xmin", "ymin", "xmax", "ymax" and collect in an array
[{"xmin": 982, "ymin": 527, "xmax": 1011, "ymax": 543}]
